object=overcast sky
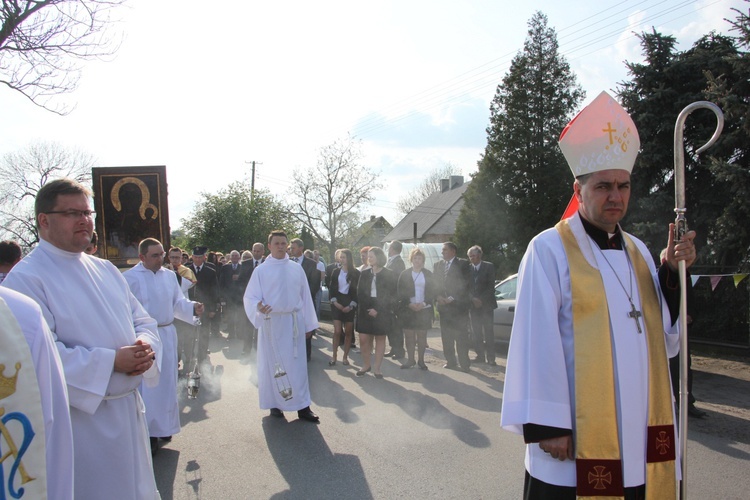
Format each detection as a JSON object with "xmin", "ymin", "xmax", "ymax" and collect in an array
[{"xmin": 0, "ymin": 0, "xmax": 744, "ymax": 233}]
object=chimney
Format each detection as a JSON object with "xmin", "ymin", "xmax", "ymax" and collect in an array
[
  {"xmin": 450, "ymin": 175, "xmax": 464, "ymax": 189},
  {"xmin": 370, "ymin": 215, "xmax": 376, "ymax": 221},
  {"xmin": 440, "ymin": 179, "xmax": 450, "ymax": 193}
]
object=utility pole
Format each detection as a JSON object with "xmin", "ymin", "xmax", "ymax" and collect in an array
[{"xmin": 244, "ymin": 160, "xmax": 261, "ymax": 201}]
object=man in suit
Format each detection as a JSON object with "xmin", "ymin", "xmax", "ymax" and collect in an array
[
  {"xmin": 237, "ymin": 246, "xmax": 262, "ymax": 354},
  {"xmin": 219, "ymin": 250, "xmax": 246, "ymax": 340},
  {"xmin": 290, "ymin": 238, "xmax": 322, "ymax": 361},
  {"xmin": 385, "ymin": 240, "xmax": 406, "ymax": 358},
  {"xmin": 434, "ymin": 241, "xmax": 471, "ymax": 372},
  {"xmin": 467, "ymin": 245, "xmax": 498, "ymax": 366},
  {"xmin": 251, "ymin": 242, "xmax": 266, "ymax": 268},
  {"xmin": 185, "ymin": 246, "xmax": 220, "ymax": 367}
]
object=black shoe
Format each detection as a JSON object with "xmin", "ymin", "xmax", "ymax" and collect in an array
[
  {"xmin": 269, "ymin": 408, "xmax": 284, "ymax": 418},
  {"xmin": 298, "ymin": 407, "xmax": 320, "ymax": 422},
  {"xmin": 355, "ymin": 368, "xmax": 371, "ymax": 377},
  {"xmin": 688, "ymin": 404, "xmax": 707, "ymax": 418},
  {"xmin": 385, "ymin": 351, "xmax": 396, "ymax": 358},
  {"xmin": 150, "ymin": 437, "xmax": 158, "ymax": 455},
  {"xmin": 161, "ymin": 435, "xmax": 172, "ymax": 443},
  {"xmin": 443, "ymin": 363, "xmax": 458, "ymax": 370},
  {"xmin": 418, "ymin": 362, "xmax": 429, "ymax": 371},
  {"xmin": 400, "ymin": 361, "xmax": 416, "ymax": 369},
  {"xmin": 374, "ymin": 373, "xmax": 384, "ymax": 379}
]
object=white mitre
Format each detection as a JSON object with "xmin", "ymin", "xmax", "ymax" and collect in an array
[{"xmin": 559, "ymin": 90, "xmax": 640, "ymax": 177}]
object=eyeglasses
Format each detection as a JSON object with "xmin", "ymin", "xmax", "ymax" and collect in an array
[{"xmin": 45, "ymin": 209, "xmax": 96, "ymax": 219}]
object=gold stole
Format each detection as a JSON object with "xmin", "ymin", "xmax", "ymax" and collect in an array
[{"xmin": 556, "ymin": 219, "xmax": 676, "ymax": 499}]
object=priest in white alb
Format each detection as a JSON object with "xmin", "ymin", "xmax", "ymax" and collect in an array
[
  {"xmin": 3, "ymin": 178, "xmax": 162, "ymax": 499},
  {"xmin": 244, "ymin": 230, "xmax": 320, "ymax": 422},
  {"xmin": 124, "ymin": 238, "xmax": 203, "ymax": 453},
  {"xmin": 0, "ymin": 286, "xmax": 74, "ymax": 500},
  {"xmin": 500, "ymin": 91, "xmax": 697, "ymax": 499}
]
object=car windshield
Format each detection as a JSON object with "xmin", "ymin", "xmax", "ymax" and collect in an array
[{"xmin": 495, "ymin": 276, "xmax": 517, "ymax": 300}]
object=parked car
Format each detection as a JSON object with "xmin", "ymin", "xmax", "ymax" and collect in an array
[
  {"xmin": 320, "ymin": 284, "xmax": 332, "ymax": 319},
  {"xmin": 493, "ymin": 274, "xmax": 517, "ymax": 342}
]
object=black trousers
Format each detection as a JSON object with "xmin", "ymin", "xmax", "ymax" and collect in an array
[
  {"xmin": 669, "ymin": 346, "xmax": 696, "ymax": 405},
  {"xmin": 182, "ymin": 321, "xmax": 209, "ymax": 372},
  {"xmin": 470, "ymin": 307, "xmax": 495, "ymax": 362},
  {"xmin": 388, "ymin": 315, "xmax": 405, "ymax": 355},
  {"xmin": 440, "ymin": 314, "xmax": 470, "ymax": 369}
]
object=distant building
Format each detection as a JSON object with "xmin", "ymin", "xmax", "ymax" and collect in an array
[
  {"xmin": 383, "ymin": 175, "xmax": 469, "ymax": 244},
  {"xmin": 348, "ymin": 215, "xmax": 392, "ymax": 250}
]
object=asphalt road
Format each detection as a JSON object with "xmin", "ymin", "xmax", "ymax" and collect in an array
[{"xmin": 152, "ymin": 324, "xmax": 750, "ymax": 499}]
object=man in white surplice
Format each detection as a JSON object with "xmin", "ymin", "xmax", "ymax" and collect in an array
[
  {"xmin": 244, "ymin": 230, "xmax": 320, "ymax": 422},
  {"xmin": 500, "ymin": 92, "xmax": 697, "ymax": 499},
  {"xmin": 124, "ymin": 238, "xmax": 203, "ymax": 452},
  {"xmin": 3, "ymin": 178, "xmax": 162, "ymax": 499}
]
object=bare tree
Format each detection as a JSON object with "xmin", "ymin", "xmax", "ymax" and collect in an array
[
  {"xmin": 0, "ymin": 0, "xmax": 125, "ymax": 114},
  {"xmin": 291, "ymin": 136, "xmax": 383, "ymax": 261},
  {"xmin": 0, "ymin": 141, "xmax": 95, "ymax": 247},
  {"xmin": 396, "ymin": 162, "xmax": 462, "ymax": 216}
]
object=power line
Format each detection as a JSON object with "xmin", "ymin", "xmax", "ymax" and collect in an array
[{"xmin": 349, "ymin": 0, "xmax": 720, "ymax": 141}]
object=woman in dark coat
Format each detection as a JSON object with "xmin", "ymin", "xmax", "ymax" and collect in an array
[
  {"xmin": 328, "ymin": 249, "xmax": 360, "ymax": 366},
  {"xmin": 397, "ymin": 247, "xmax": 436, "ymax": 370},
  {"xmin": 355, "ymin": 247, "xmax": 396, "ymax": 378}
]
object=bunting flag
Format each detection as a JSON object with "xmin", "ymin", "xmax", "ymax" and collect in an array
[
  {"xmin": 692, "ymin": 274, "xmax": 749, "ymax": 290},
  {"xmin": 710, "ymin": 276, "xmax": 722, "ymax": 291}
]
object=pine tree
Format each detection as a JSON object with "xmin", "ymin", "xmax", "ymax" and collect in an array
[
  {"xmin": 618, "ymin": 29, "xmax": 743, "ymax": 268},
  {"xmin": 705, "ymin": 3, "xmax": 750, "ymax": 271},
  {"xmin": 455, "ymin": 11, "xmax": 584, "ymax": 276}
]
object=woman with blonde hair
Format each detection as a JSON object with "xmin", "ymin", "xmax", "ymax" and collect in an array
[
  {"xmin": 355, "ymin": 247, "xmax": 396, "ymax": 378},
  {"xmin": 397, "ymin": 247, "xmax": 436, "ymax": 370}
]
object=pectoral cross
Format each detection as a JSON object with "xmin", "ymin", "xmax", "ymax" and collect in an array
[{"xmin": 628, "ymin": 301, "xmax": 643, "ymax": 334}]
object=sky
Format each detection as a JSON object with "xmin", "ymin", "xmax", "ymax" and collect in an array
[{"xmin": 0, "ymin": 0, "xmax": 745, "ymax": 234}]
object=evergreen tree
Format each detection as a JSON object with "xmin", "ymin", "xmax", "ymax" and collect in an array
[
  {"xmin": 300, "ymin": 226, "xmax": 315, "ymax": 251},
  {"xmin": 455, "ymin": 11, "xmax": 584, "ymax": 276},
  {"xmin": 618, "ymin": 29, "xmax": 743, "ymax": 268},
  {"xmin": 705, "ymin": 3, "xmax": 750, "ymax": 271}
]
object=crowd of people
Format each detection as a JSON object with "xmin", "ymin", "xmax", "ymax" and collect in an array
[{"xmin": 0, "ymin": 91, "xmax": 707, "ymax": 499}]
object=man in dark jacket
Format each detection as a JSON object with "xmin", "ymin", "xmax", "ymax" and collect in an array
[
  {"xmin": 185, "ymin": 246, "xmax": 220, "ymax": 365},
  {"xmin": 290, "ymin": 238, "xmax": 322, "ymax": 361},
  {"xmin": 385, "ymin": 240, "xmax": 406, "ymax": 358},
  {"xmin": 434, "ymin": 242, "xmax": 471, "ymax": 372},
  {"xmin": 467, "ymin": 245, "xmax": 498, "ymax": 366}
]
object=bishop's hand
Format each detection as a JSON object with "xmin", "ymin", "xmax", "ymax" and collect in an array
[
  {"xmin": 666, "ymin": 223, "xmax": 697, "ymax": 271},
  {"xmin": 538, "ymin": 435, "xmax": 574, "ymax": 461}
]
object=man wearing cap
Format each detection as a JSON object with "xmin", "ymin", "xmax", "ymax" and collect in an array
[
  {"xmin": 500, "ymin": 91, "xmax": 696, "ymax": 499},
  {"xmin": 185, "ymin": 246, "xmax": 219, "ymax": 368}
]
